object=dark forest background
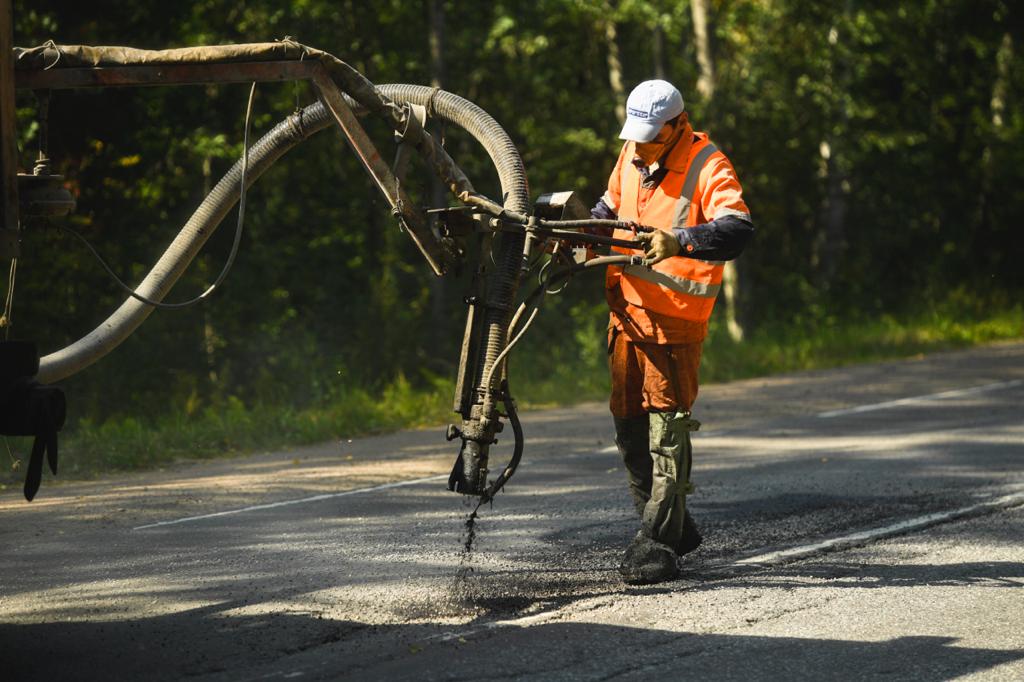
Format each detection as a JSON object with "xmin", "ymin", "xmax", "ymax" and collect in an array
[{"xmin": 7, "ymin": 1, "xmax": 1022, "ymax": 460}]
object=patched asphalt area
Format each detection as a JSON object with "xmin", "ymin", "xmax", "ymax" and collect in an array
[{"xmin": 1, "ymin": 342, "xmax": 1022, "ymax": 680}]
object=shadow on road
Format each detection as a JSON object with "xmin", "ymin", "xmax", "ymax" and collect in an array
[{"xmin": 3, "ymin": 610, "xmax": 1022, "ymax": 681}]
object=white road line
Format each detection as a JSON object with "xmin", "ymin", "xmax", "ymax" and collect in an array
[
  {"xmin": 816, "ymin": 379, "xmax": 1022, "ymax": 418},
  {"xmin": 137, "ymin": 428, "xmax": 732, "ymax": 530},
  {"xmin": 132, "ymin": 474, "xmax": 448, "ymax": 531},
  {"xmin": 430, "ymin": 488, "xmax": 1024, "ymax": 643},
  {"xmin": 733, "ymin": 489, "xmax": 1024, "ymax": 566},
  {"xmin": 429, "ymin": 610, "xmax": 559, "ymax": 642}
]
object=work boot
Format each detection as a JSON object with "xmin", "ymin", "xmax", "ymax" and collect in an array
[
  {"xmin": 613, "ymin": 415, "xmax": 652, "ymax": 515},
  {"xmin": 619, "ymin": 531, "xmax": 679, "ymax": 585},
  {"xmin": 642, "ymin": 410, "xmax": 699, "ymax": 554}
]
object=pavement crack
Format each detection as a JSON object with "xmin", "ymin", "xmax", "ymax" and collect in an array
[{"xmin": 729, "ymin": 593, "xmax": 841, "ymax": 632}]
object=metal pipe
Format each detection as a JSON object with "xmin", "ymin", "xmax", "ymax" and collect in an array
[
  {"xmin": 312, "ymin": 69, "xmax": 446, "ymax": 275},
  {"xmin": 15, "ymin": 59, "xmax": 321, "ymax": 90}
]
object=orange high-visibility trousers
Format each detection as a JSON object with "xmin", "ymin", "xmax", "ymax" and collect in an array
[{"xmin": 608, "ymin": 327, "xmax": 702, "ymax": 419}]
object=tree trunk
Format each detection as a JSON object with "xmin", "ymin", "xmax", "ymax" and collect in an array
[
  {"xmin": 691, "ymin": 0, "xmax": 744, "ymax": 341},
  {"xmin": 973, "ymin": 31, "xmax": 1012, "ymax": 260},
  {"xmin": 691, "ymin": 0, "xmax": 715, "ymax": 102},
  {"xmin": 428, "ymin": 0, "xmax": 446, "ymax": 101},
  {"xmin": 989, "ymin": 33, "xmax": 1012, "ymax": 132},
  {"xmin": 816, "ymin": 138, "xmax": 848, "ymax": 289},
  {"xmin": 201, "ymin": 153, "xmax": 219, "ymax": 386},
  {"xmin": 604, "ymin": 13, "xmax": 626, "ymax": 125},
  {"xmin": 813, "ymin": 10, "xmax": 851, "ymax": 292},
  {"xmin": 652, "ymin": 23, "xmax": 666, "ymax": 80}
]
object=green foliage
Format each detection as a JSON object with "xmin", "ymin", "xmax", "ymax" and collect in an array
[
  {"xmin": 3, "ymin": 298, "xmax": 1018, "ymax": 485},
  {"xmin": 3, "ymin": 1, "xmax": 1022, "ymax": 478},
  {"xmin": 1, "ymin": 372, "xmax": 457, "ymax": 481},
  {"xmin": 702, "ymin": 297, "xmax": 1023, "ymax": 384}
]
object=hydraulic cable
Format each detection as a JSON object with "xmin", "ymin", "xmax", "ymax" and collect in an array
[
  {"xmin": 471, "ymin": 253, "xmax": 641, "ymax": 500},
  {"xmin": 481, "ymin": 254, "xmax": 644, "ymax": 414},
  {"xmin": 479, "ymin": 306, "xmax": 539, "ymax": 394},
  {"xmin": 474, "ymin": 380, "xmax": 524, "ymax": 507},
  {"xmin": 1, "ymin": 258, "xmax": 16, "ymax": 340},
  {"xmin": 481, "ymin": 255, "xmax": 629, "ymax": 392},
  {"xmin": 55, "ymin": 83, "xmax": 257, "ymax": 310}
]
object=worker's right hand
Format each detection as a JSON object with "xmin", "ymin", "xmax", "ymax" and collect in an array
[{"xmin": 635, "ymin": 229, "xmax": 681, "ymax": 264}]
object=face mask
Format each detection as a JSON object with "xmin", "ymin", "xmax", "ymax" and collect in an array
[
  {"xmin": 634, "ymin": 141, "xmax": 664, "ymax": 165},
  {"xmin": 634, "ymin": 121, "xmax": 679, "ymax": 165}
]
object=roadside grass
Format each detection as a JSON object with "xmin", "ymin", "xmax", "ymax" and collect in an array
[
  {"xmin": 701, "ymin": 304, "xmax": 1024, "ymax": 383},
  {"xmin": 1, "ymin": 303, "xmax": 1020, "ymax": 487}
]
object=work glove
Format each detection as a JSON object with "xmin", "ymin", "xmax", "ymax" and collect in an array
[{"xmin": 635, "ymin": 229, "xmax": 680, "ymax": 265}]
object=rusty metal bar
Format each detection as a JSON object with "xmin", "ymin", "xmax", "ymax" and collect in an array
[
  {"xmin": 311, "ymin": 66, "xmax": 446, "ymax": 276},
  {"xmin": 14, "ymin": 59, "xmax": 321, "ymax": 90},
  {"xmin": 0, "ymin": 0, "xmax": 20, "ymax": 258},
  {"xmin": 13, "ymin": 50, "xmax": 452, "ymax": 274}
]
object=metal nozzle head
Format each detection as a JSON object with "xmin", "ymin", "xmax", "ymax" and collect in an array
[{"xmin": 447, "ymin": 438, "xmax": 489, "ymax": 496}]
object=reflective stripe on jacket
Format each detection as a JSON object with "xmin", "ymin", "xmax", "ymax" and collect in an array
[{"xmin": 605, "ymin": 129, "xmax": 750, "ymax": 323}]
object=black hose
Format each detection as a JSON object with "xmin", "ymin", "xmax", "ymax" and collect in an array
[
  {"xmin": 477, "ymin": 381, "xmax": 524, "ymax": 506},
  {"xmin": 59, "ymin": 83, "xmax": 258, "ymax": 310},
  {"xmin": 540, "ymin": 218, "xmax": 654, "ymax": 233}
]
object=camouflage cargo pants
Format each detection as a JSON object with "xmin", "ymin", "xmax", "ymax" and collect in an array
[{"xmin": 609, "ymin": 327, "xmax": 702, "ymax": 553}]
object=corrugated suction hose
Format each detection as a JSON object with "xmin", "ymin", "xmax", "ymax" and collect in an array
[{"xmin": 37, "ymin": 86, "xmax": 529, "ymax": 385}]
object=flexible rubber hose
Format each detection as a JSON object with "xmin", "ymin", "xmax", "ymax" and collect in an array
[
  {"xmin": 374, "ymin": 85, "xmax": 528, "ymax": 214},
  {"xmin": 377, "ymin": 86, "xmax": 529, "ymax": 415},
  {"xmin": 37, "ymin": 86, "xmax": 528, "ymax": 383}
]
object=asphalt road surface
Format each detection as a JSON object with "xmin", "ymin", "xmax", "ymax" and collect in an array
[{"xmin": 2, "ymin": 342, "xmax": 1023, "ymax": 681}]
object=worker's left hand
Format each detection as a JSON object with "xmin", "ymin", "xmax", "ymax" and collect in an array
[{"xmin": 635, "ymin": 229, "xmax": 681, "ymax": 264}]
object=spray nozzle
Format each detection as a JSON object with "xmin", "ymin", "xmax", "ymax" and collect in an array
[{"xmin": 447, "ymin": 436, "xmax": 490, "ymax": 496}]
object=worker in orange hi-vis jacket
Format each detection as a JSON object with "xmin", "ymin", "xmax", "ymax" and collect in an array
[{"xmin": 589, "ymin": 80, "xmax": 755, "ymax": 584}]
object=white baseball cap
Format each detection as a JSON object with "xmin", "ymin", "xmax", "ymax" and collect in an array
[{"xmin": 619, "ymin": 80, "xmax": 685, "ymax": 142}]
